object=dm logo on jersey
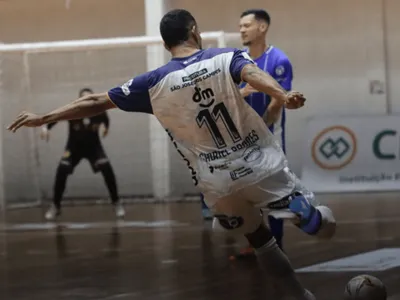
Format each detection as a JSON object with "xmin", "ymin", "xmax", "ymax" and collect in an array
[
  {"xmin": 192, "ymin": 87, "xmax": 215, "ymax": 108},
  {"xmin": 311, "ymin": 126, "xmax": 357, "ymax": 170}
]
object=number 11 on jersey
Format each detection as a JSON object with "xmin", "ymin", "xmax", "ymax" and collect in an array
[{"xmin": 196, "ymin": 102, "xmax": 242, "ymax": 149}]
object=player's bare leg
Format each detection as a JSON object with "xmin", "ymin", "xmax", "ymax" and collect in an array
[
  {"xmin": 212, "ymin": 195, "xmax": 315, "ymax": 300},
  {"xmin": 246, "ymin": 224, "xmax": 315, "ymax": 299},
  {"xmin": 230, "ymin": 212, "xmax": 284, "ymax": 261}
]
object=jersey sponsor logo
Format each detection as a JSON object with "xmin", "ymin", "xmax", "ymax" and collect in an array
[
  {"xmin": 121, "ymin": 79, "xmax": 133, "ymax": 96},
  {"xmin": 214, "ymin": 215, "xmax": 244, "ymax": 230},
  {"xmin": 182, "ymin": 68, "xmax": 208, "ymax": 82},
  {"xmin": 170, "ymin": 68, "xmax": 221, "ymax": 92},
  {"xmin": 192, "ymin": 87, "xmax": 215, "ymax": 108},
  {"xmin": 230, "ymin": 167, "xmax": 253, "ymax": 181},
  {"xmin": 243, "ymin": 145, "xmax": 262, "ymax": 162},
  {"xmin": 208, "ymin": 162, "xmax": 230, "ymax": 173}
]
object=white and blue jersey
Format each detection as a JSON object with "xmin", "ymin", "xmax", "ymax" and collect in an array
[
  {"xmin": 241, "ymin": 46, "xmax": 293, "ymax": 152},
  {"xmin": 107, "ymin": 48, "xmax": 287, "ymax": 198}
]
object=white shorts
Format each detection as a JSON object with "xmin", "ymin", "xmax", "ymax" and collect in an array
[{"xmin": 204, "ymin": 167, "xmax": 318, "ymax": 235}]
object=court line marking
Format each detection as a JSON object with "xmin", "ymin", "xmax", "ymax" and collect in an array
[
  {"xmin": 14, "ymin": 235, "xmax": 398, "ymax": 258},
  {"xmin": 2, "ymin": 215, "xmax": 400, "ymax": 231},
  {"xmin": 98, "ymin": 293, "xmax": 142, "ymax": 300},
  {"xmin": 296, "ymin": 236, "xmax": 395, "ymax": 246}
]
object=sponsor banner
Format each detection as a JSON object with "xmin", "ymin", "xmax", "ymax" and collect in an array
[{"xmin": 301, "ymin": 116, "xmax": 400, "ymax": 192}]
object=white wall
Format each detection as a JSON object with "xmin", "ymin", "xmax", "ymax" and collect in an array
[{"xmin": 385, "ymin": 0, "xmax": 400, "ymax": 113}]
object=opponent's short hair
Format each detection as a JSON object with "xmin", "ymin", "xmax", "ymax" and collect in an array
[
  {"xmin": 240, "ymin": 9, "xmax": 271, "ymax": 25},
  {"xmin": 160, "ymin": 9, "xmax": 197, "ymax": 49},
  {"xmin": 79, "ymin": 87, "xmax": 93, "ymax": 97}
]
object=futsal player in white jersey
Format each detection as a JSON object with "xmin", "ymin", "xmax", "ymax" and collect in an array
[{"xmin": 8, "ymin": 9, "xmax": 336, "ymax": 299}]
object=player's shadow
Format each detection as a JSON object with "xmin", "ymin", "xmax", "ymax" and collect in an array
[
  {"xmin": 54, "ymin": 224, "xmax": 121, "ymax": 259},
  {"xmin": 55, "ymin": 225, "xmax": 68, "ymax": 259},
  {"xmin": 104, "ymin": 225, "xmax": 121, "ymax": 258}
]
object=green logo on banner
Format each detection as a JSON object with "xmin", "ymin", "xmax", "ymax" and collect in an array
[{"xmin": 319, "ymin": 137, "xmax": 350, "ymax": 159}]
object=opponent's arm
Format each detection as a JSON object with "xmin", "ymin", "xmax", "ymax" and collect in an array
[
  {"xmin": 40, "ymin": 121, "xmax": 57, "ymax": 141},
  {"xmin": 46, "ymin": 122, "xmax": 58, "ymax": 130},
  {"xmin": 102, "ymin": 111, "xmax": 110, "ymax": 129},
  {"xmin": 8, "ymin": 93, "xmax": 116, "ymax": 132},
  {"xmin": 100, "ymin": 111, "xmax": 110, "ymax": 137},
  {"xmin": 239, "ymin": 83, "xmax": 258, "ymax": 98}
]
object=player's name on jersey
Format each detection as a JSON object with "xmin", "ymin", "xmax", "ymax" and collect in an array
[
  {"xmin": 199, "ymin": 130, "xmax": 260, "ymax": 163},
  {"xmin": 170, "ymin": 68, "xmax": 221, "ymax": 92}
]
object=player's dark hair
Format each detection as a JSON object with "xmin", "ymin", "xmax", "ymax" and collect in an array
[
  {"xmin": 160, "ymin": 9, "xmax": 197, "ymax": 49},
  {"xmin": 79, "ymin": 88, "xmax": 93, "ymax": 97},
  {"xmin": 240, "ymin": 9, "xmax": 271, "ymax": 25}
]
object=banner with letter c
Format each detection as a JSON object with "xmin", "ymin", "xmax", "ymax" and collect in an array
[{"xmin": 301, "ymin": 116, "xmax": 400, "ymax": 192}]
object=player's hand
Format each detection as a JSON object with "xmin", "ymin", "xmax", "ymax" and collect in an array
[
  {"xmin": 7, "ymin": 111, "xmax": 45, "ymax": 132},
  {"xmin": 284, "ymin": 91, "xmax": 306, "ymax": 109},
  {"xmin": 40, "ymin": 127, "xmax": 50, "ymax": 142},
  {"xmin": 240, "ymin": 84, "xmax": 259, "ymax": 97}
]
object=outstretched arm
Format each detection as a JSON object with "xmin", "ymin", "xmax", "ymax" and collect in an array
[
  {"xmin": 8, "ymin": 92, "xmax": 116, "ymax": 132},
  {"xmin": 102, "ymin": 111, "xmax": 110, "ymax": 129},
  {"xmin": 100, "ymin": 111, "xmax": 110, "ymax": 137},
  {"xmin": 41, "ymin": 92, "xmax": 115, "ymax": 123},
  {"xmin": 8, "ymin": 71, "xmax": 152, "ymax": 133}
]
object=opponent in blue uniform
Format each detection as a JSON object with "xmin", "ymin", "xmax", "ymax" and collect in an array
[{"xmin": 233, "ymin": 9, "xmax": 293, "ymax": 258}]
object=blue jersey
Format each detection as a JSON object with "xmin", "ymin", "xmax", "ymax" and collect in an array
[
  {"xmin": 242, "ymin": 46, "xmax": 293, "ymax": 152},
  {"xmin": 107, "ymin": 48, "xmax": 287, "ymax": 198}
]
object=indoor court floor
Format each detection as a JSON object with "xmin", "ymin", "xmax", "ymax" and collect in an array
[{"xmin": 0, "ymin": 192, "xmax": 400, "ymax": 300}]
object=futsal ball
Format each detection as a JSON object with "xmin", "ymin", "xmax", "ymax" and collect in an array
[{"xmin": 344, "ymin": 275, "xmax": 387, "ymax": 300}]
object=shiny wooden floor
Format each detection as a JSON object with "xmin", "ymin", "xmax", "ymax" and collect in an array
[{"xmin": 1, "ymin": 192, "xmax": 400, "ymax": 300}]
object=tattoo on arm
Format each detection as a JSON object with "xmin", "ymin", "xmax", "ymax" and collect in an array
[{"xmin": 241, "ymin": 64, "xmax": 287, "ymax": 103}]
